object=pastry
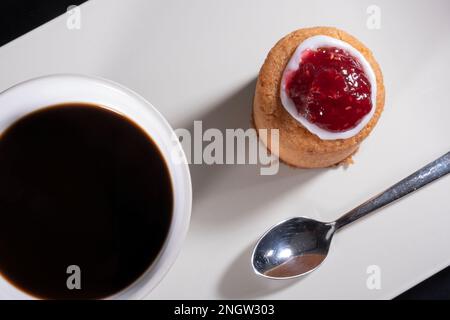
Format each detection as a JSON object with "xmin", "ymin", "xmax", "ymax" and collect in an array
[{"xmin": 253, "ymin": 26, "xmax": 385, "ymax": 168}]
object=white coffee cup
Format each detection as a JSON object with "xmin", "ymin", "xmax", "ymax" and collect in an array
[{"xmin": 0, "ymin": 74, "xmax": 192, "ymax": 299}]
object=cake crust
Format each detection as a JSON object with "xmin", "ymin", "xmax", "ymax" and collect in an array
[{"xmin": 253, "ymin": 26, "xmax": 385, "ymax": 168}]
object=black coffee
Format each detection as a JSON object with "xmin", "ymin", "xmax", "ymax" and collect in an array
[{"xmin": 0, "ymin": 103, "xmax": 173, "ymax": 299}]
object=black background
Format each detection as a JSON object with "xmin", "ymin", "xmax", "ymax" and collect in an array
[{"xmin": 0, "ymin": 0, "xmax": 448, "ymax": 300}]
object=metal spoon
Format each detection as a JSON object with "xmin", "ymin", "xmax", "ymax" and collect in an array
[{"xmin": 252, "ymin": 151, "xmax": 450, "ymax": 279}]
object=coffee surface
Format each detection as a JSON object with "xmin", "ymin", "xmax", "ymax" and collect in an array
[{"xmin": 0, "ymin": 104, "xmax": 173, "ymax": 299}]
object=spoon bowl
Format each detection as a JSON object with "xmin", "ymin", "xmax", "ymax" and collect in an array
[{"xmin": 252, "ymin": 217, "xmax": 335, "ymax": 279}]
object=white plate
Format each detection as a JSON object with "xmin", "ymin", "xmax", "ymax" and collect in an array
[{"xmin": 0, "ymin": 0, "xmax": 449, "ymax": 299}]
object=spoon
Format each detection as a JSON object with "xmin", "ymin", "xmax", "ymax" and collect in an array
[{"xmin": 252, "ymin": 151, "xmax": 450, "ymax": 279}]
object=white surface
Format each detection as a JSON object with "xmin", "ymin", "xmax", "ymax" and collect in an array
[
  {"xmin": 0, "ymin": 0, "xmax": 449, "ymax": 299},
  {"xmin": 0, "ymin": 75, "xmax": 192, "ymax": 299},
  {"xmin": 280, "ymin": 35, "xmax": 377, "ymax": 140}
]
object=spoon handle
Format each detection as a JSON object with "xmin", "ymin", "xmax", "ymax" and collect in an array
[{"xmin": 335, "ymin": 151, "xmax": 450, "ymax": 230}]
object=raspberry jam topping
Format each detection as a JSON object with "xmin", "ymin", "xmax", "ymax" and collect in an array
[{"xmin": 285, "ymin": 47, "xmax": 372, "ymax": 132}]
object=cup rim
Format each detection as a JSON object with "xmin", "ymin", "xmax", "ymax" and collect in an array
[{"xmin": 0, "ymin": 74, "xmax": 192, "ymax": 299}]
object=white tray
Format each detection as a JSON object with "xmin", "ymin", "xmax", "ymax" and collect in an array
[{"xmin": 0, "ymin": 0, "xmax": 449, "ymax": 299}]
